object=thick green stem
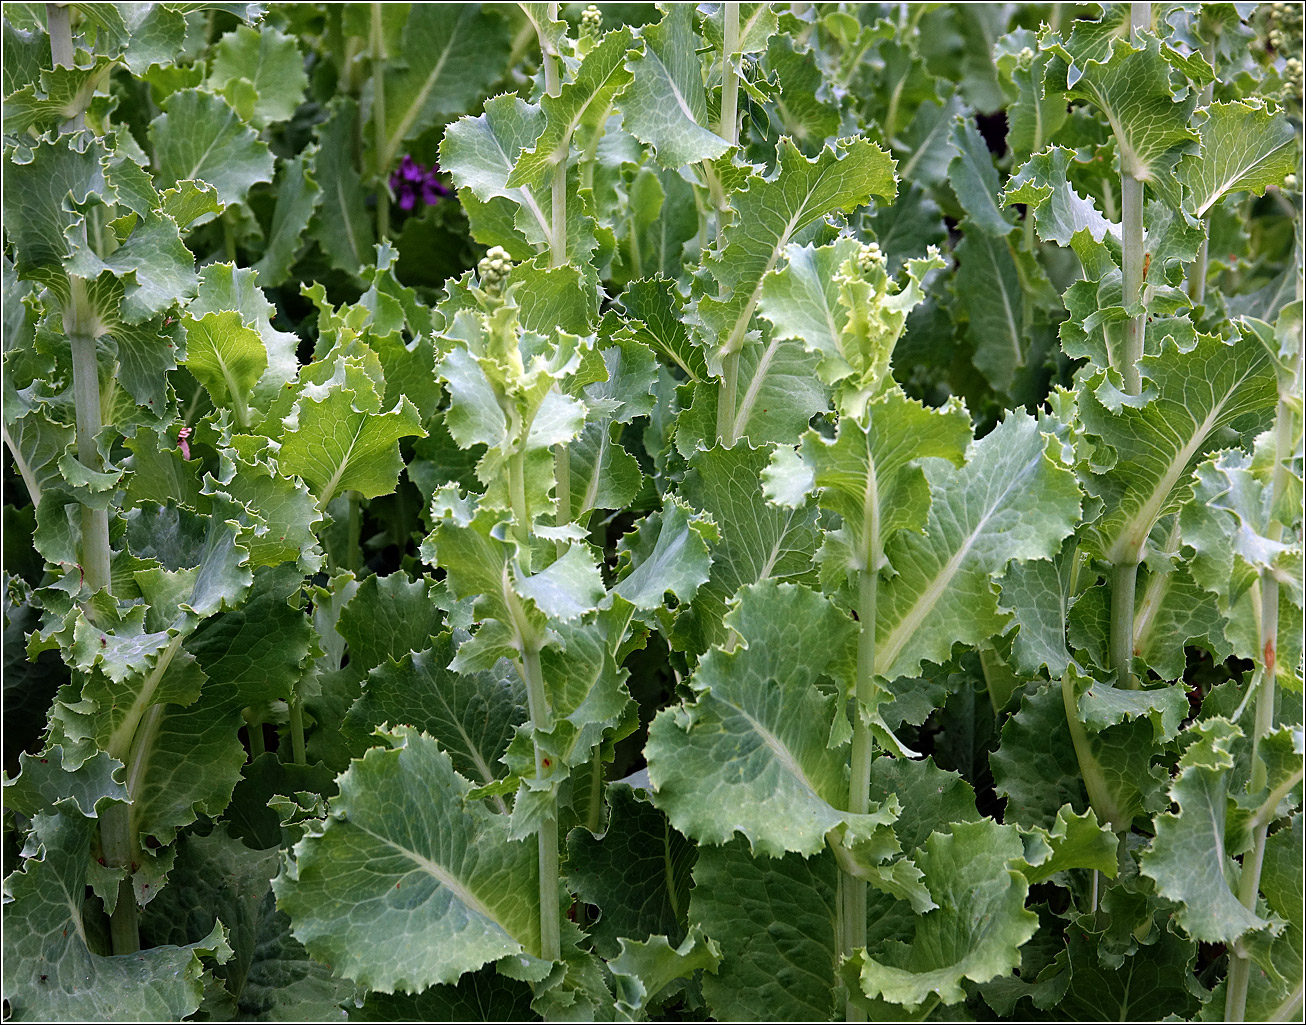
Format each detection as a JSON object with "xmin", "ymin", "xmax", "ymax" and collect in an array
[
  {"xmin": 536, "ymin": 3, "xmax": 566, "ymax": 267},
  {"xmin": 520, "ymin": 642, "xmax": 561, "ymax": 963},
  {"xmin": 346, "ymin": 491, "xmax": 362, "ymax": 574},
  {"xmin": 288, "ymin": 695, "xmax": 307, "ymax": 765},
  {"xmin": 1062, "ymin": 674, "xmax": 1129, "ymax": 831},
  {"xmin": 98, "ymin": 803, "xmax": 140, "ymax": 954},
  {"xmin": 222, "ymin": 211, "xmax": 238, "ymax": 264},
  {"xmin": 46, "ymin": 3, "xmax": 85, "ymax": 132},
  {"xmin": 1224, "ymin": 316, "xmax": 1299, "ymax": 1020},
  {"xmin": 68, "ymin": 312, "xmax": 112, "ymax": 596},
  {"xmin": 508, "ymin": 446, "xmax": 532, "ymax": 569},
  {"xmin": 842, "ymin": 563, "xmax": 877, "ymax": 1021},
  {"xmin": 586, "ymin": 749, "xmax": 603, "ymax": 834},
  {"xmin": 554, "ymin": 442, "xmax": 571, "ymax": 553},
  {"xmin": 1109, "ymin": 559, "xmax": 1139, "ymax": 688},
  {"xmin": 247, "ymin": 717, "xmax": 265, "ymax": 758},
  {"xmin": 718, "ymin": 3, "xmax": 740, "ymax": 147},
  {"xmin": 1119, "ymin": 172, "xmax": 1145, "ymax": 394},
  {"xmin": 371, "ymin": 2, "xmax": 389, "ymax": 239},
  {"xmin": 715, "ymin": 350, "xmax": 740, "ymax": 446}
]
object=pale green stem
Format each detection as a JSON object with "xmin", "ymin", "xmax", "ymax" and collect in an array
[
  {"xmin": 1186, "ymin": 37, "xmax": 1217, "ymax": 307},
  {"xmin": 69, "ymin": 326, "xmax": 112, "ymax": 596},
  {"xmin": 371, "ymin": 2, "xmax": 389, "ymax": 239},
  {"xmin": 520, "ymin": 642, "xmax": 561, "ymax": 963},
  {"xmin": 715, "ymin": 350, "xmax": 741, "ymax": 446},
  {"xmin": 346, "ymin": 491, "xmax": 362, "ymax": 574},
  {"xmin": 586, "ymin": 749, "xmax": 603, "ymax": 834},
  {"xmin": 1062, "ymin": 674, "xmax": 1129, "ymax": 831},
  {"xmin": 46, "ymin": 3, "xmax": 85, "ymax": 132},
  {"xmin": 222, "ymin": 211, "xmax": 238, "ymax": 264},
  {"xmin": 718, "ymin": 3, "xmax": 740, "ymax": 147},
  {"xmin": 1109, "ymin": 559, "xmax": 1139, "ymax": 688},
  {"xmin": 288, "ymin": 695, "xmax": 307, "ymax": 765},
  {"xmin": 1119, "ymin": 172, "xmax": 1145, "ymax": 395},
  {"xmin": 1225, "ymin": 315, "xmax": 1300, "ymax": 1021},
  {"xmin": 247, "ymin": 717, "xmax": 265, "ymax": 758},
  {"xmin": 97, "ymin": 803, "xmax": 140, "ymax": 954},
  {"xmin": 843, "ymin": 561, "xmax": 877, "ymax": 1021},
  {"xmin": 1089, "ymin": 869, "xmax": 1099, "ymax": 915},
  {"xmin": 508, "ymin": 446, "xmax": 532, "ymax": 570},
  {"xmin": 1118, "ymin": 2, "xmax": 1149, "ymax": 392}
]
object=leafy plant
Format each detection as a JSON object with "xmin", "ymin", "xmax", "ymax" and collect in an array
[{"xmin": 3, "ymin": 3, "xmax": 1301, "ymax": 1023}]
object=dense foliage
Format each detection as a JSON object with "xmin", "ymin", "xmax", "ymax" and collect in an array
[{"xmin": 2, "ymin": 2, "xmax": 1302, "ymax": 1022}]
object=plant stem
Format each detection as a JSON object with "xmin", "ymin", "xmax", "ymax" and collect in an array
[
  {"xmin": 222, "ymin": 211, "xmax": 238, "ymax": 264},
  {"xmin": 371, "ymin": 2, "xmax": 389, "ymax": 239},
  {"xmin": 1108, "ymin": 559, "xmax": 1138, "ymax": 688},
  {"xmin": 842, "ymin": 536, "xmax": 878, "ymax": 1021},
  {"xmin": 1119, "ymin": 171, "xmax": 1145, "ymax": 394},
  {"xmin": 97, "ymin": 802, "xmax": 140, "ymax": 954},
  {"xmin": 1223, "ymin": 299, "xmax": 1301, "ymax": 1019},
  {"xmin": 346, "ymin": 491, "xmax": 362, "ymax": 574},
  {"xmin": 718, "ymin": 3, "xmax": 740, "ymax": 148},
  {"xmin": 1061, "ymin": 673, "xmax": 1129, "ymax": 831},
  {"xmin": 248, "ymin": 717, "xmax": 265, "ymax": 758},
  {"xmin": 586, "ymin": 749, "xmax": 603, "ymax": 833},
  {"xmin": 1186, "ymin": 36, "xmax": 1217, "ymax": 307},
  {"xmin": 715, "ymin": 350, "xmax": 740, "ymax": 446},
  {"xmin": 520, "ymin": 641, "xmax": 561, "ymax": 963},
  {"xmin": 67, "ymin": 301, "xmax": 112, "ymax": 596},
  {"xmin": 46, "ymin": 3, "xmax": 86, "ymax": 132},
  {"xmin": 508, "ymin": 446, "xmax": 532, "ymax": 570},
  {"xmin": 288, "ymin": 695, "xmax": 307, "ymax": 765}
]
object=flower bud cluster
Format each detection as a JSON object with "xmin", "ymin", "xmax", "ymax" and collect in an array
[
  {"xmin": 580, "ymin": 5, "xmax": 602, "ymax": 37},
  {"xmin": 477, "ymin": 246, "xmax": 513, "ymax": 296}
]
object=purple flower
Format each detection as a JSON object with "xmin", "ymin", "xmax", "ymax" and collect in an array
[{"xmin": 389, "ymin": 157, "xmax": 451, "ymax": 213}]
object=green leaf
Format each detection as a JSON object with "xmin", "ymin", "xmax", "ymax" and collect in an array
[
  {"xmin": 675, "ymin": 325, "xmax": 826, "ymax": 451},
  {"xmin": 181, "ymin": 311, "xmax": 266, "ymax": 429},
  {"xmin": 508, "ymin": 26, "xmax": 635, "ymax": 188},
  {"xmin": 613, "ymin": 496, "xmax": 718, "ymax": 610},
  {"xmin": 998, "ymin": 539, "xmax": 1077, "ymax": 677},
  {"xmin": 1044, "ymin": 30, "xmax": 1200, "ymax": 192},
  {"xmin": 1005, "ymin": 145, "xmax": 1118, "ymax": 248},
  {"xmin": 875, "ymin": 411, "xmax": 1080, "ymax": 681},
  {"xmin": 279, "ymin": 355, "xmax": 426, "ymax": 509},
  {"xmin": 948, "ymin": 115, "xmax": 1015, "ymax": 237},
  {"xmin": 675, "ymin": 441, "xmax": 819, "ymax": 655},
  {"xmin": 855, "ymin": 820, "xmax": 1038, "ymax": 1010},
  {"xmin": 698, "ymin": 138, "xmax": 897, "ymax": 372},
  {"xmin": 280, "ymin": 726, "xmax": 548, "ymax": 991},
  {"xmin": 351, "ymin": 968, "xmax": 535, "ymax": 1022},
  {"xmin": 996, "ymin": 33, "xmax": 1067, "ymax": 161},
  {"xmin": 139, "ymin": 826, "xmax": 350, "ymax": 1022},
  {"xmin": 3, "ymin": 746, "xmax": 126, "ymax": 819},
  {"xmin": 770, "ymin": 391, "xmax": 971, "ymax": 603},
  {"xmin": 3, "ymin": 133, "xmax": 107, "ymax": 294},
  {"xmin": 992, "ymin": 679, "xmax": 1087, "ymax": 829},
  {"xmin": 149, "ymin": 89, "xmax": 275, "ymax": 211},
  {"xmin": 609, "ymin": 928, "xmax": 721, "ymax": 1016},
  {"xmin": 690, "ymin": 841, "xmax": 840, "ymax": 1022},
  {"xmin": 647, "ymin": 579, "xmax": 898, "ymax": 857},
  {"xmin": 1017, "ymin": 804, "xmax": 1118, "ymax": 886},
  {"xmin": 1056, "ymin": 924, "xmax": 1203, "ymax": 1020},
  {"xmin": 1141, "ymin": 717, "xmax": 1276, "ymax": 944},
  {"xmin": 207, "ymin": 23, "xmax": 308, "ymax": 129},
  {"xmin": 620, "ymin": 4, "xmax": 728, "ymax": 169},
  {"xmin": 253, "ymin": 148, "xmax": 321, "ymax": 282},
  {"xmin": 566, "ymin": 784, "xmax": 696, "ymax": 960},
  {"xmin": 1079, "ymin": 327, "xmax": 1277, "ymax": 567},
  {"xmin": 2, "ymin": 807, "xmax": 229, "ymax": 1022},
  {"xmin": 758, "ymin": 239, "xmax": 943, "ymax": 414},
  {"xmin": 2, "ymin": 56, "xmax": 114, "ymax": 135},
  {"xmin": 311, "ymin": 97, "xmax": 374, "ymax": 274},
  {"xmin": 344, "ymin": 634, "xmax": 525, "ymax": 792},
  {"xmin": 367, "ymin": 4, "xmax": 510, "ymax": 177},
  {"xmin": 1179, "ymin": 100, "xmax": 1298, "ymax": 218}
]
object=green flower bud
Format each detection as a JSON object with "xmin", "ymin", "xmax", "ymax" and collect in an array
[{"xmin": 477, "ymin": 245, "xmax": 513, "ymax": 296}]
